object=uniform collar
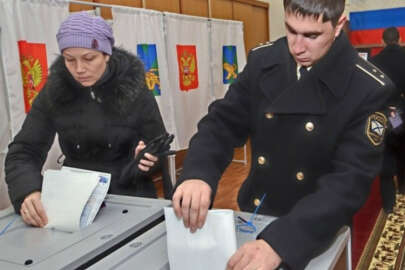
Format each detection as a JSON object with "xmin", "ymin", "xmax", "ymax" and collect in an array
[
  {"xmin": 259, "ymin": 33, "xmax": 357, "ymax": 115},
  {"xmin": 311, "ymin": 33, "xmax": 357, "ymax": 98}
]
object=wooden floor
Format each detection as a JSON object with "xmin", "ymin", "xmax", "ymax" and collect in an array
[{"xmin": 155, "ymin": 144, "xmax": 251, "ymax": 210}]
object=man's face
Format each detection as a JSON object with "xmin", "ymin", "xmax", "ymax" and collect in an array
[{"xmin": 285, "ymin": 12, "xmax": 346, "ymax": 67}]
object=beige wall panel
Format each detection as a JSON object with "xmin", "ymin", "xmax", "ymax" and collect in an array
[
  {"xmin": 233, "ymin": 1, "xmax": 268, "ymax": 52},
  {"xmin": 145, "ymin": 0, "xmax": 181, "ymax": 13},
  {"xmin": 233, "ymin": 1, "xmax": 269, "ymax": 52},
  {"xmin": 233, "ymin": 2, "xmax": 252, "ymax": 52},
  {"xmin": 69, "ymin": 0, "xmax": 94, "ymax": 12},
  {"xmin": 234, "ymin": 0, "xmax": 267, "ymax": 8},
  {"xmin": 180, "ymin": 0, "xmax": 209, "ymax": 17},
  {"xmin": 96, "ymin": 0, "xmax": 142, "ymax": 20},
  {"xmin": 211, "ymin": 0, "xmax": 233, "ymax": 20},
  {"xmin": 251, "ymin": 5, "xmax": 269, "ymax": 44}
]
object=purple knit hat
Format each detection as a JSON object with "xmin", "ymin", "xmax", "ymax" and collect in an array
[{"xmin": 56, "ymin": 12, "xmax": 114, "ymax": 55}]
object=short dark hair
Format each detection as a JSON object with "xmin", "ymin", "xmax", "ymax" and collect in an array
[
  {"xmin": 383, "ymin": 27, "xmax": 400, "ymax": 45},
  {"xmin": 283, "ymin": 0, "xmax": 345, "ymax": 26}
]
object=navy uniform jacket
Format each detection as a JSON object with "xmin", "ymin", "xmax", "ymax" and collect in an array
[
  {"xmin": 177, "ymin": 33, "xmax": 394, "ymax": 269},
  {"xmin": 370, "ymin": 44, "xmax": 405, "ymax": 94}
]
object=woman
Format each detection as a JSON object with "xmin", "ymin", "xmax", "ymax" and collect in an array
[{"xmin": 5, "ymin": 12, "xmax": 168, "ymax": 227}]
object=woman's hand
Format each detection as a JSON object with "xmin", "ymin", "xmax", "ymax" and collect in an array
[
  {"xmin": 20, "ymin": 191, "xmax": 48, "ymax": 227},
  {"xmin": 134, "ymin": 140, "xmax": 158, "ymax": 172}
]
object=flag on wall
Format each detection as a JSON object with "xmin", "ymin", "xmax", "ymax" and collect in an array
[
  {"xmin": 165, "ymin": 13, "xmax": 213, "ymax": 150},
  {"xmin": 112, "ymin": 8, "xmax": 178, "ymax": 150},
  {"xmin": 222, "ymin": 45, "xmax": 238, "ymax": 84},
  {"xmin": 176, "ymin": 45, "xmax": 199, "ymax": 91},
  {"xmin": 137, "ymin": 44, "xmax": 161, "ymax": 96},
  {"xmin": 210, "ymin": 19, "xmax": 246, "ymax": 99},
  {"xmin": 17, "ymin": 40, "xmax": 48, "ymax": 113},
  {"xmin": 350, "ymin": 7, "xmax": 405, "ymax": 46}
]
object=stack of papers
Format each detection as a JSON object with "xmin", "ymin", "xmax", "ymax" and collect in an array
[{"xmin": 41, "ymin": 166, "xmax": 110, "ymax": 232}]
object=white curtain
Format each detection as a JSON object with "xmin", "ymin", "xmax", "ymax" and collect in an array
[
  {"xmin": 112, "ymin": 7, "xmax": 179, "ymax": 150},
  {"xmin": 0, "ymin": 32, "xmax": 11, "ymax": 209},
  {"xmin": 0, "ymin": 29, "xmax": 9, "ymax": 155},
  {"xmin": 0, "ymin": 0, "xmax": 69, "ymax": 135},
  {"xmin": 164, "ymin": 12, "xmax": 214, "ymax": 150},
  {"xmin": 0, "ymin": 153, "xmax": 10, "ymax": 210},
  {"xmin": 0, "ymin": 0, "xmax": 69, "ymax": 206},
  {"xmin": 210, "ymin": 19, "xmax": 246, "ymax": 99}
]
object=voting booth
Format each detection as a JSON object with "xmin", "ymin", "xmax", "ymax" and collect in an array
[
  {"xmin": 0, "ymin": 195, "xmax": 170, "ymax": 270},
  {"xmin": 88, "ymin": 210, "xmax": 352, "ymax": 270}
]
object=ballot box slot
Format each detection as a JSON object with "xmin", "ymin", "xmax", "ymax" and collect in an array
[
  {"xmin": 111, "ymin": 231, "xmax": 167, "ymax": 269},
  {"xmin": 76, "ymin": 215, "xmax": 165, "ymax": 270}
]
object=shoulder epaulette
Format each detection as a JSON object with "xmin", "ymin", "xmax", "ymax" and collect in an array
[
  {"xmin": 251, "ymin": 41, "xmax": 273, "ymax": 52},
  {"xmin": 355, "ymin": 58, "xmax": 388, "ymax": 87}
]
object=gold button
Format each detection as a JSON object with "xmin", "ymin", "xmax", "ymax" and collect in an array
[
  {"xmin": 253, "ymin": 198, "xmax": 261, "ymax": 206},
  {"xmin": 305, "ymin": 122, "xmax": 314, "ymax": 132},
  {"xmin": 372, "ymin": 69, "xmax": 377, "ymax": 73},
  {"xmin": 296, "ymin": 172, "xmax": 304, "ymax": 181},
  {"xmin": 265, "ymin": 113, "xmax": 274, "ymax": 119},
  {"xmin": 380, "ymin": 74, "xmax": 384, "ymax": 78},
  {"xmin": 257, "ymin": 156, "xmax": 266, "ymax": 165}
]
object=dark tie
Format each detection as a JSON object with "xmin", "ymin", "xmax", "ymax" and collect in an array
[{"xmin": 299, "ymin": 66, "xmax": 309, "ymax": 80}]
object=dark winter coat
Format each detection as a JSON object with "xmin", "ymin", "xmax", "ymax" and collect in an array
[
  {"xmin": 370, "ymin": 43, "xmax": 405, "ymax": 211},
  {"xmin": 370, "ymin": 44, "xmax": 405, "ymax": 95},
  {"xmin": 5, "ymin": 48, "xmax": 167, "ymax": 213},
  {"xmin": 177, "ymin": 34, "xmax": 395, "ymax": 269}
]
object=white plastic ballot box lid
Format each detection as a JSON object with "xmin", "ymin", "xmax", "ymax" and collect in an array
[{"xmin": 0, "ymin": 195, "xmax": 170, "ymax": 270}]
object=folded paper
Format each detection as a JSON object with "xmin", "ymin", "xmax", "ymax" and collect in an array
[{"xmin": 164, "ymin": 207, "xmax": 237, "ymax": 270}]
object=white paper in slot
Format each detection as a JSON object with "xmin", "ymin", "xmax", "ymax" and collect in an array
[
  {"xmin": 164, "ymin": 207, "xmax": 237, "ymax": 270},
  {"xmin": 42, "ymin": 169, "xmax": 99, "ymax": 232}
]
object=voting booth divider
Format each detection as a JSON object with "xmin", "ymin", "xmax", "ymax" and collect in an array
[{"xmin": 0, "ymin": 0, "xmax": 247, "ymax": 197}]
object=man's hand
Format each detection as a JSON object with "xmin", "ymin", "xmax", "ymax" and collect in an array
[
  {"xmin": 227, "ymin": 240, "xmax": 282, "ymax": 270},
  {"xmin": 172, "ymin": 179, "xmax": 212, "ymax": 232},
  {"xmin": 134, "ymin": 140, "xmax": 158, "ymax": 172},
  {"xmin": 20, "ymin": 191, "xmax": 48, "ymax": 227}
]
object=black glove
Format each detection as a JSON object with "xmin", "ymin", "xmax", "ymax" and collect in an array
[{"xmin": 118, "ymin": 133, "xmax": 175, "ymax": 187}]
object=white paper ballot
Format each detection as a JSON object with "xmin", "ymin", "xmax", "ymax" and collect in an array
[
  {"xmin": 164, "ymin": 208, "xmax": 237, "ymax": 270},
  {"xmin": 42, "ymin": 169, "xmax": 98, "ymax": 232},
  {"xmin": 41, "ymin": 167, "xmax": 110, "ymax": 232},
  {"xmin": 61, "ymin": 167, "xmax": 111, "ymax": 228}
]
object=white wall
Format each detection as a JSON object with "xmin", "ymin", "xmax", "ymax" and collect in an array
[{"xmin": 349, "ymin": 0, "xmax": 405, "ymax": 13}]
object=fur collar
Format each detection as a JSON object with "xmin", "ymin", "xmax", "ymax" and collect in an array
[{"xmin": 45, "ymin": 47, "xmax": 146, "ymax": 115}]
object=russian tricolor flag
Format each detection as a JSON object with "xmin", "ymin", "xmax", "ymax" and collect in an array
[{"xmin": 350, "ymin": 7, "xmax": 405, "ymax": 46}]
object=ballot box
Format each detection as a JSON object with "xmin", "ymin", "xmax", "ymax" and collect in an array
[
  {"xmin": 87, "ymin": 211, "xmax": 352, "ymax": 270},
  {"xmin": 0, "ymin": 195, "xmax": 170, "ymax": 270}
]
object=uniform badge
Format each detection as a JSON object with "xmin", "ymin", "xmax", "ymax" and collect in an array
[{"xmin": 366, "ymin": 112, "xmax": 387, "ymax": 146}]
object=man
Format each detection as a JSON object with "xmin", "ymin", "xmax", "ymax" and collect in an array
[
  {"xmin": 370, "ymin": 27, "xmax": 405, "ymax": 212},
  {"xmin": 173, "ymin": 0, "xmax": 395, "ymax": 269},
  {"xmin": 371, "ymin": 27, "xmax": 405, "ymax": 97}
]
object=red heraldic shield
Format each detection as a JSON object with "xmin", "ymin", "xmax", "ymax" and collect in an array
[
  {"xmin": 176, "ymin": 45, "xmax": 199, "ymax": 91},
  {"xmin": 18, "ymin": 40, "xmax": 48, "ymax": 113}
]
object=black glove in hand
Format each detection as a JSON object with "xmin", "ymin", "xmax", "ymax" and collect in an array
[{"xmin": 119, "ymin": 133, "xmax": 175, "ymax": 187}]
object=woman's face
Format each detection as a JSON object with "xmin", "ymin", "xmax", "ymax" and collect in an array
[{"xmin": 62, "ymin": 47, "xmax": 110, "ymax": 87}]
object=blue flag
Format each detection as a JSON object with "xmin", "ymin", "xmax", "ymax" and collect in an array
[
  {"xmin": 137, "ymin": 44, "xmax": 161, "ymax": 96},
  {"xmin": 223, "ymin": 46, "xmax": 238, "ymax": 84}
]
